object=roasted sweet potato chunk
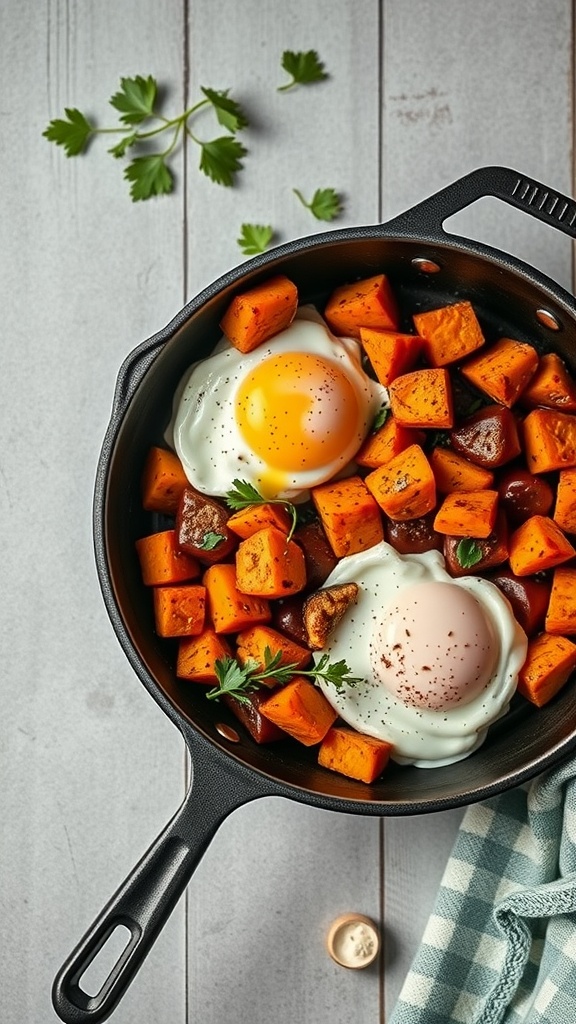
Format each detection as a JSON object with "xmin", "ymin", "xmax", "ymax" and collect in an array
[
  {"xmin": 517, "ymin": 632, "xmax": 576, "ymax": 707},
  {"xmin": 413, "ymin": 300, "xmax": 485, "ymax": 367}
]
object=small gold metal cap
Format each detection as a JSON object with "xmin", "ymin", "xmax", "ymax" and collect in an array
[{"xmin": 326, "ymin": 913, "xmax": 380, "ymax": 969}]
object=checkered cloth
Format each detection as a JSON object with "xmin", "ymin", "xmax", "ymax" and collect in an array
[{"xmin": 389, "ymin": 756, "xmax": 576, "ymax": 1024}]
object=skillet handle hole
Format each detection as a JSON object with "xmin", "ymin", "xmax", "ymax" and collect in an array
[{"xmin": 77, "ymin": 922, "xmax": 136, "ymax": 999}]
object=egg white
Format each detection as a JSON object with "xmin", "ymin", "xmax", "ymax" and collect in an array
[
  {"xmin": 171, "ymin": 310, "xmax": 387, "ymax": 501},
  {"xmin": 315, "ymin": 541, "xmax": 528, "ymax": 768}
]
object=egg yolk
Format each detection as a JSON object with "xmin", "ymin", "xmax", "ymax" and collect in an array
[
  {"xmin": 235, "ymin": 352, "xmax": 363, "ymax": 474},
  {"xmin": 371, "ymin": 580, "xmax": 499, "ymax": 711}
]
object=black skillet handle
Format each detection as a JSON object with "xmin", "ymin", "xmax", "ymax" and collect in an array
[
  {"xmin": 52, "ymin": 734, "xmax": 272, "ymax": 1024},
  {"xmin": 384, "ymin": 165, "xmax": 576, "ymax": 243}
]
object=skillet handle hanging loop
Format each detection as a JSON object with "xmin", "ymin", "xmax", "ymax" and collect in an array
[
  {"xmin": 52, "ymin": 736, "xmax": 271, "ymax": 1024},
  {"xmin": 384, "ymin": 165, "xmax": 576, "ymax": 242}
]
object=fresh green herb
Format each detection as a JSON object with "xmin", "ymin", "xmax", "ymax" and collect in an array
[
  {"xmin": 293, "ymin": 187, "xmax": 342, "ymax": 221},
  {"xmin": 372, "ymin": 405, "xmax": 390, "ymax": 433},
  {"xmin": 278, "ymin": 50, "xmax": 328, "ymax": 91},
  {"xmin": 456, "ymin": 538, "xmax": 484, "ymax": 569},
  {"xmin": 226, "ymin": 478, "xmax": 298, "ymax": 542},
  {"xmin": 465, "ymin": 397, "xmax": 484, "ymax": 416},
  {"xmin": 207, "ymin": 646, "xmax": 362, "ymax": 704},
  {"xmin": 43, "ymin": 75, "xmax": 249, "ymax": 200},
  {"xmin": 43, "ymin": 107, "xmax": 94, "ymax": 156},
  {"xmin": 428, "ymin": 429, "xmax": 451, "ymax": 449},
  {"xmin": 200, "ymin": 531, "xmax": 226, "ymax": 551},
  {"xmin": 237, "ymin": 223, "xmax": 275, "ymax": 255}
]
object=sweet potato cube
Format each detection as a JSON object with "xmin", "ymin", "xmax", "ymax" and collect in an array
[
  {"xmin": 135, "ymin": 530, "xmax": 200, "ymax": 586},
  {"xmin": 433, "ymin": 490, "xmax": 499, "ymax": 539},
  {"xmin": 176, "ymin": 629, "xmax": 232, "ymax": 683},
  {"xmin": 227, "ymin": 502, "xmax": 292, "ymax": 539},
  {"xmin": 356, "ymin": 416, "xmax": 422, "ymax": 469},
  {"xmin": 323, "ymin": 274, "xmax": 399, "ymax": 339},
  {"xmin": 364, "ymin": 445, "xmax": 436, "ymax": 521},
  {"xmin": 389, "ymin": 368, "xmax": 454, "ymax": 428},
  {"xmin": 460, "ymin": 337, "xmax": 539, "ymax": 407},
  {"xmin": 517, "ymin": 632, "xmax": 576, "ymax": 707},
  {"xmin": 508, "ymin": 516, "xmax": 576, "ymax": 576},
  {"xmin": 259, "ymin": 677, "xmax": 338, "ymax": 746},
  {"xmin": 318, "ymin": 727, "xmax": 393, "ymax": 783},
  {"xmin": 203, "ymin": 563, "xmax": 271, "ymax": 633},
  {"xmin": 430, "ymin": 447, "xmax": 494, "ymax": 493},
  {"xmin": 413, "ymin": 300, "xmax": 485, "ymax": 367},
  {"xmin": 523, "ymin": 408, "xmax": 576, "ymax": 474},
  {"xmin": 554, "ymin": 468, "xmax": 576, "ymax": 534},
  {"xmin": 141, "ymin": 446, "xmax": 189, "ymax": 515},
  {"xmin": 219, "ymin": 274, "xmax": 298, "ymax": 353},
  {"xmin": 235, "ymin": 526, "xmax": 307, "ymax": 597},
  {"xmin": 521, "ymin": 352, "xmax": 576, "ymax": 412},
  {"xmin": 311, "ymin": 475, "xmax": 384, "ymax": 557},
  {"xmin": 544, "ymin": 568, "xmax": 576, "ymax": 635},
  {"xmin": 153, "ymin": 585, "xmax": 206, "ymax": 638},
  {"xmin": 359, "ymin": 327, "xmax": 422, "ymax": 386},
  {"xmin": 235, "ymin": 624, "xmax": 311, "ymax": 684}
]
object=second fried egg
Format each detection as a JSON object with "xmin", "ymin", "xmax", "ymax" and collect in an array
[{"xmin": 315, "ymin": 541, "xmax": 528, "ymax": 768}]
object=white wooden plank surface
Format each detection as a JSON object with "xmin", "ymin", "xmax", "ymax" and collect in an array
[
  {"xmin": 1, "ymin": 1, "xmax": 187, "ymax": 1021},
  {"xmin": 1, "ymin": 0, "xmax": 575, "ymax": 1022}
]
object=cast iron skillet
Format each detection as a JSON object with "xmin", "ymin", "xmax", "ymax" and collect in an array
[{"xmin": 53, "ymin": 166, "xmax": 576, "ymax": 1022}]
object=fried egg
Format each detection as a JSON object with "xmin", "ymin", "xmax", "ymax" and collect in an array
[
  {"xmin": 171, "ymin": 310, "xmax": 386, "ymax": 500},
  {"xmin": 315, "ymin": 541, "xmax": 528, "ymax": 767}
]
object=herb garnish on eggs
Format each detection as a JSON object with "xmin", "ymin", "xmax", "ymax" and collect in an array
[{"xmin": 207, "ymin": 647, "xmax": 362, "ymax": 704}]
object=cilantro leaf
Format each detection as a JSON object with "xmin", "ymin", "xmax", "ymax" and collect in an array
[
  {"xmin": 206, "ymin": 648, "xmax": 362, "ymax": 704},
  {"xmin": 372, "ymin": 406, "xmax": 390, "ymax": 433},
  {"xmin": 207, "ymin": 657, "xmax": 261, "ymax": 704},
  {"xmin": 226, "ymin": 479, "xmax": 264, "ymax": 509},
  {"xmin": 200, "ymin": 531, "xmax": 226, "ymax": 551},
  {"xmin": 293, "ymin": 187, "xmax": 342, "ymax": 221},
  {"xmin": 108, "ymin": 133, "xmax": 138, "ymax": 158},
  {"xmin": 237, "ymin": 223, "xmax": 274, "ymax": 255},
  {"xmin": 278, "ymin": 50, "xmax": 328, "ymax": 91},
  {"xmin": 201, "ymin": 87, "xmax": 249, "ymax": 133},
  {"xmin": 43, "ymin": 108, "xmax": 94, "ymax": 156},
  {"xmin": 124, "ymin": 154, "xmax": 174, "ymax": 201},
  {"xmin": 199, "ymin": 136, "xmax": 247, "ymax": 186},
  {"xmin": 456, "ymin": 538, "xmax": 484, "ymax": 569},
  {"xmin": 110, "ymin": 75, "xmax": 158, "ymax": 125},
  {"xmin": 226, "ymin": 478, "xmax": 298, "ymax": 541}
]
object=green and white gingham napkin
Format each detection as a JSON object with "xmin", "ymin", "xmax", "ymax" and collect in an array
[{"xmin": 390, "ymin": 757, "xmax": 576, "ymax": 1024}]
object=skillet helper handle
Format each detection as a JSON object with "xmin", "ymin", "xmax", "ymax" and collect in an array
[
  {"xmin": 385, "ymin": 164, "xmax": 576, "ymax": 242},
  {"xmin": 52, "ymin": 741, "xmax": 269, "ymax": 1024}
]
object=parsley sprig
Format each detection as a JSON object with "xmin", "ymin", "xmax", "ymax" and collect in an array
[
  {"xmin": 43, "ymin": 75, "xmax": 248, "ymax": 200},
  {"xmin": 293, "ymin": 187, "xmax": 342, "ymax": 221},
  {"xmin": 237, "ymin": 223, "xmax": 274, "ymax": 255},
  {"xmin": 226, "ymin": 478, "xmax": 298, "ymax": 541},
  {"xmin": 278, "ymin": 50, "xmax": 328, "ymax": 91},
  {"xmin": 207, "ymin": 647, "xmax": 362, "ymax": 704}
]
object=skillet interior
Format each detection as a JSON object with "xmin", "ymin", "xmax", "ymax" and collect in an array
[{"xmin": 101, "ymin": 231, "xmax": 576, "ymax": 813}]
